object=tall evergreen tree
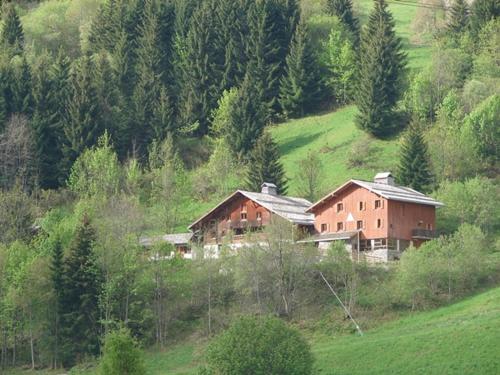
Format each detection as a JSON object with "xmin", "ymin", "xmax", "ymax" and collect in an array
[
  {"xmin": 179, "ymin": 0, "xmax": 225, "ymax": 135},
  {"xmin": 279, "ymin": 18, "xmax": 320, "ymax": 118},
  {"xmin": 10, "ymin": 57, "xmax": 32, "ymax": 115},
  {"xmin": 0, "ymin": 4, "xmax": 24, "ymax": 56},
  {"xmin": 397, "ymin": 122, "xmax": 433, "ymax": 192},
  {"xmin": 470, "ymin": 0, "xmax": 499, "ymax": 36},
  {"xmin": 448, "ymin": 0, "xmax": 470, "ymax": 35},
  {"xmin": 325, "ymin": 0, "xmax": 360, "ymax": 45},
  {"xmin": 61, "ymin": 56, "xmax": 102, "ymax": 174},
  {"xmin": 60, "ymin": 216, "xmax": 102, "ymax": 366},
  {"xmin": 226, "ymin": 74, "xmax": 266, "ymax": 158},
  {"xmin": 246, "ymin": 0, "xmax": 293, "ymax": 122},
  {"xmin": 31, "ymin": 54, "xmax": 63, "ymax": 189},
  {"xmin": 245, "ymin": 132, "xmax": 288, "ymax": 194},
  {"xmin": 355, "ymin": 0, "xmax": 406, "ymax": 137},
  {"xmin": 50, "ymin": 239, "xmax": 64, "ymax": 367}
]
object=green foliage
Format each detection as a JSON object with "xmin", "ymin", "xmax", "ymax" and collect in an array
[
  {"xmin": 325, "ymin": 0, "xmax": 359, "ymax": 45},
  {"xmin": 397, "ymin": 122, "xmax": 433, "ymax": 192},
  {"xmin": 0, "ymin": 185, "xmax": 35, "ymax": 245},
  {"xmin": 322, "ymin": 23, "xmax": 356, "ymax": 104},
  {"xmin": 205, "ymin": 316, "xmax": 313, "ymax": 375},
  {"xmin": 434, "ymin": 177, "xmax": 499, "ymax": 234},
  {"xmin": 99, "ymin": 327, "xmax": 146, "ymax": 375},
  {"xmin": 294, "ymin": 151, "xmax": 324, "ymax": 202},
  {"xmin": 447, "ymin": 0, "xmax": 469, "ymax": 35},
  {"xmin": 245, "ymin": 132, "xmax": 288, "ymax": 194},
  {"xmin": 0, "ymin": 4, "xmax": 24, "ymax": 56},
  {"xmin": 396, "ymin": 224, "xmax": 489, "ymax": 309},
  {"xmin": 60, "ymin": 216, "xmax": 102, "ymax": 366},
  {"xmin": 279, "ymin": 18, "xmax": 320, "ymax": 118},
  {"xmin": 68, "ymin": 132, "xmax": 121, "ymax": 200},
  {"xmin": 210, "ymin": 88, "xmax": 239, "ymax": 139},
  {"xmin": 464, "ymin": 94, "xmax": 500, "ymax": 165},
  {"xmin": 355, "ymin": 0, "xmax": 406, "ymax": 137},
  {"xmin": 470, "ymin": 0, "xmax": 500, "ymax": 36},
  {"xmin": 226, "ymin": 74, "xmax": 266, "ymax": 157}
]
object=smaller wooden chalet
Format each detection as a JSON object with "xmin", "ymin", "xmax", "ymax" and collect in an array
[
  {"xmin": 139, "ymin": 233, "xmax": 193, "ymax": 259},
  {"xmin": 188, "ymin": 183, "xmax": 315, "ymax": 253},
  {"xmin": 306, "ymin": 172, "xmax": 443, "ymax": 262}
]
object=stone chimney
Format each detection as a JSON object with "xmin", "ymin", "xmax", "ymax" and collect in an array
[
  {"xmin": 261, "ymin": 182, "xmax": 278, "ymax": 195},
  {"xmin": 374, "ymin": 172, "xmax": 395, "ymax": 186}
]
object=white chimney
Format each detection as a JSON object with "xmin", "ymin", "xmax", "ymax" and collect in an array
[
  {"xmin": 374, "ymin": 172, "xmax": 395, "ymax": 186},
  {"xmin": 261, "ymin": 182, "xmax": 278, "ymax": 195}
]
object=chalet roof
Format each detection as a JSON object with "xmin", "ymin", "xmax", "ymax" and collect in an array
[
  {"xmin": 308, "ymin": 179, "xmax": 444, "ymax": 212},
  {"xmin": 139, "ymin": 233, "xmax": 193, "ymax": 247},
  {"xmin": 188, "ymin": 190, "xmax": 315, "ymax": 230}
]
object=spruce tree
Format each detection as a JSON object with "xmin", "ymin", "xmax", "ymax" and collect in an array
[
  {"xmin": 325, "ymin": 0, "xmax": 360, "ymax": 45},
  {"xmin": 397, "ymin": 122, "xmax": 433, "ymax": 192},
  {"xmin": 279, "ymin": 18, "xmax": 320, "ymax": 118},
  {"xmin": 179, "ymin": 0, "xmax": 225, "ymax": 136},
  {"xmin": 10, "ymin": 56, "xmax": 32, "ymax": 115},
  {"xmin": 0, "ymin": 5, "xmax": 24, "ymax": 56},
  {"xmin": 0, "ymin": 85, "xmax": 6, "ymax": 132},
  {"xmin": 60, "ymin": 216, "xmax": 102, "ymax": 366},
  {"xmin": 246, "ymin": 0, "xmax": 293, "ymax": 122},
  {"xmin": 355, "ymin": 0, "xmax": 406, "ymax": 137},
  {"xmin": 226, "ymin": 74, "xmax": 266, "ymax": 158},
  {"xmin": 470, "ymin": 0, "xmax": 499, "ymax": 36},
  {"xmin": 448, "ymin": 0, "xmax": 470, "ymax": 35},
  {"xmin": 245, "ymin": 132, "xmax": 288, "ymax": 195},
  {"xmin": 61, "ymin": 56, "xmax": 102, "ymax": 175},
  {"xmin": 50, "ymin": 239, "xmax": 64, "ymax": 367}
]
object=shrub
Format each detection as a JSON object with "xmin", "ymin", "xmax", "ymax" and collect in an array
[
  {"xmin": 204, "ymin": 316, "xmax": 313, "ymax": 375},
  {"xmin": 99, "ymin": 327, "xmax": 145, "ymax": 375}
]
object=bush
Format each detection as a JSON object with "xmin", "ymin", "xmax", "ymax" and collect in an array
[
  {"xmin": 204, "ymin": 316, "xmax": 313, "ymax": 375},
  {"xmin": 99, "ymin": 328, "xmax": 145, "ymax": 375}
]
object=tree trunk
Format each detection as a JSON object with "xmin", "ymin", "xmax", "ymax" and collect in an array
[{"xmin": 29, "ymin": 309, "xmax": 35, "ymax": 370}]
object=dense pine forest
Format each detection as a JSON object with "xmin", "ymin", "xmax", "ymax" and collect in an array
[{"xmin": 0, "ymin": 0, "xmax": 499, "ymax": 373}]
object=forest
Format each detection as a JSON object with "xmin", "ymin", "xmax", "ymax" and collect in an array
[{"xmin": 0, "ymin": 0, "xmax": 499, "ymax": 373}]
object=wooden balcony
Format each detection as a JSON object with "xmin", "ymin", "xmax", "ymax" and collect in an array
[
  {"xmin": 412, "ymin": 228, "xmax": 438, "ymax": 239},
  {"xmin": 226, "ymin": 219, "xmax": 263, "ymax": 230}
]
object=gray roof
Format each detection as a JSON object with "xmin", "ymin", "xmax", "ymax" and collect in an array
[
  {"xmin": 298, "ymin": 231, "xmax": 359, "ymax": 243},
  {"xmin": 188, "ymin": 190, "xmax": 314, "ymax": 229},
  {"xmin": 351, "ymin": 180, "xmax": 444, "ymax": 207},
  {"xmin": 140, "ymin": 233, "xmax": 193, "ymax": 247},
  {"xmin": 309, "ymin": 179, "xmax": 443, "ymax": 211}
]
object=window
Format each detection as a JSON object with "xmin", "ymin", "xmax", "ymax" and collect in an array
[
  {"xmin": 427, "ymin": 223, "xmax": 432, "ymax": 230},
  {"xmin": 337, "ymin": 202, "xmax": 344, "ymax": 212},
  {"xmin": 357, "ymin": 220, "xmax": 363, "ymax": 230},
  {"xmin": 241, "ymin": 204, "xmax": 247, "ymax": 212},
  {"xmin": 321, "ymin": 223, "xmax": 328, "ymax": 233},
  {"xmin": 375, "ymin": 200, "xmax": 382, "ymax": 209},
  {"xmin": 376, "ymin": 219, "xmax": 382, "ymax": 228},
  {"xmin": 256, "ymin": 212, "xmax": 262, "ymax": 220},
  {"xmin": 359, "ymin": 201, "xmax": 365, "ymax": 211},
  {"xmin": 337, "ymin": 222, "xmax": 344, "ymax": 231},
  {"xmin": 241, "ymin": 212, "xmax": 247, "ymax": 220}
]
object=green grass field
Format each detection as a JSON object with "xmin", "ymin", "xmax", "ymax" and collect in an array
[{"xmin": 9, "ymin": 287, "xmax": 498, "ymax": 375}]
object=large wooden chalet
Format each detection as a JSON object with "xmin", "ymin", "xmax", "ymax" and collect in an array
[
  {"xmin": 150, "ymin": 173, "xmax": 443, "ymax": 262},
  {"xmin": 306, "ymin": 172, "xmax": 443, "ymax": 261},
  {"xmin": 188, "ymin": 183, "xmax": 315, "ymax": 255}
]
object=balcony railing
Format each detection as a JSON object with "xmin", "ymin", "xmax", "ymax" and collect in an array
[
  {"xmin": 412, "ymin": 228, "xmax": 438, "ymax": 239},
  {"xmin": 226, "ymin": 219, "xmax": 262, "ymax": 230}
]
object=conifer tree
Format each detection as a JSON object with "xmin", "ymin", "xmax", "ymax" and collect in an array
[
  {"xmin": 355, "ymin": 0, "xmax": 406, "ymax": 137},
  {"xmin": 279, "ymin": 18, "xmax": 320, "ymax": 118},
  {"xmin": 60, "ymin": 216, "xmax": 102, "ymax": 366},
  {"xmin": 0, "ymin": 85, "xmax": 6, "ymax": 132},
  {"xmin": 246, "ymin": 0, "xmax": 293, "ymax": 121},
  {"xmin": 470, "ymin": 0, "xmax": 499, "ymax": 36},
  {"xmin": 0, "ymin": 5, "xmax": 24, "ymax": 55},
  {"xmin": 448, "ymin": 0, "xmax": 470, "ymax": 35},
  {"xmin": 397, "ymin": 122, "xmax": 433, "ymax": 192},
  {"xmin": 50, "ymin": 239, "xmax": 64, "ymax": 367},
  {"xmin": 325, "ymin": 0, "xmax": 360, "ymax": 45},
  {"xmin": 245, "ymin": 132, "xmax": 288, "ymax": 194},
  {"xmin": 10, "ymin": 57, "xmax": 32, "ymax": 115},
  {"xmin": 179, "ymin": 0, "xmax": 224, "ymax": 135},
  {"xmin": 61, "ymin": 56, "xmax": 102, "ymax": 175},
  {"xmin": 227, "ymin": 74, "xmax": 266, "ymax": 158},
  {"xmin": 31, "ymin": 55, "xmax": 63, "ymax": 189}
]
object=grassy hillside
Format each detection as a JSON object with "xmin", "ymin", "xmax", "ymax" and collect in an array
[
  {"xmin": 313, "ymin": 286, "xmax": 500, "ymax": 375},
  {"xmin": 11, "ymin": 287, "xmax": 498, "ymax": 375}
]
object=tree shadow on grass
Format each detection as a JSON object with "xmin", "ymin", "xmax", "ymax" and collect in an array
[{"xmin": 278, "ymin": 132, "xmax": 325, "ymax": 156}]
